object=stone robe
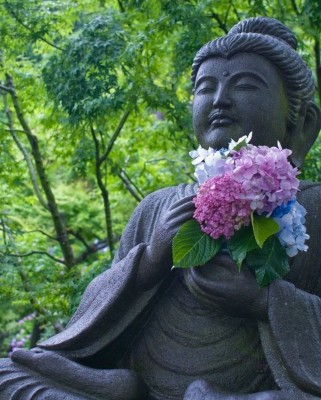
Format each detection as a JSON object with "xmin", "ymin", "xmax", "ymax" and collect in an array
[{"xmin": 1, "ymin": 182, "xmax": 321, "ymax": 399}]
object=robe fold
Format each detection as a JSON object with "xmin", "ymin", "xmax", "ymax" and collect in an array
[{"xmin": 1, "ymin": 182, "xmax": 321, "ymax": 399}]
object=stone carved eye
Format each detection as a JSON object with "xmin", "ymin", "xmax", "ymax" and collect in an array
[{"xmin": 235, "ymin": 83, "xmax": 258, "ymax": 91}]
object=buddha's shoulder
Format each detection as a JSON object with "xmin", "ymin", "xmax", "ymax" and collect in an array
[
  {"xmin": 126, "ymin": 183, "xmax": 197, "ymax": 225},
  {"xmin": 141, "ymin": 183, "xmax": 197, "ymax": 204},
  {"xmin": 299, "ymin": 181, "xmax": 321, "ymax": 212},
  {"xmin": 300, "ymin": 181, "xmax": 321, "ymax": 195}
]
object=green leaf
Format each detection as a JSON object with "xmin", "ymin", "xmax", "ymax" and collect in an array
[
  {"xmin": 227, "ymin": 225, "xmax": 259, "ymax": 271},
  {"xmin": 172, "ymin": 220, "xmax": 222, "ymax": 268},
  {"xmin": 246, "ymin": 236, "xmax": 289, "ymax": 287},
  {"xmin": 232, "ymin": 137, "xmax": 248, "ymax": 151},
  {"xmin": 251, "ymin": 213, "xmax": 279, "ymax": 248}
]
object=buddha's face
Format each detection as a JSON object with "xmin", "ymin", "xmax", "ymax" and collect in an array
[{"xmin": 192, "ymin": 53, "xmax": 289, "ymax": 149}]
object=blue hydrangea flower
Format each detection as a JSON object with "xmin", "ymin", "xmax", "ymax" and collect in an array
[
  {"xmin": 271, "ymin": 199, "xmax": 296, "ymax": 218},
  {"xmin": 273, "ymin": 201, "xmax": 309, "ymax": 257}
]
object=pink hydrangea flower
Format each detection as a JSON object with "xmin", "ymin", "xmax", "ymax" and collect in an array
[
  {"xmin": 193, "ymin": 174, "xmax": 252, "ymax": 239},
  {"xmin": 192, "ymin": 139, "xmax": 301, "ymax": 241},
  {"xmin": 230, "ymin": 144, "xmax": 299, "ymax": 214}
]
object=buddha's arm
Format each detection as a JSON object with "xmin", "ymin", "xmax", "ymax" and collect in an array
[
  {"xmin": 261, "ymin": 184, "xmax": 321, "ymax": 396},
  {"xmin": 2, "ymin": 350, "xmax": 148, "ymax": 400},
  {"xmin": 0, "ymin": 244, "xmax": 150, "ymax": 400},
  {"xmin": 19, "ymin": 187, "xmax": 188, "ymax": 352},
  {"xmin": 260, "ymin": 279, "xmax": 321, "ymax": 398},
  {"xmin": 0, "ymin": 185, "xmax": 196, "ymax": 399},
  {"xmin": 134, "ymin": 192, "xmax": 196, "ymax": 289},
  {"xmin": 183, "ymin": 258, "xmax": 321, "ymax": 399}
]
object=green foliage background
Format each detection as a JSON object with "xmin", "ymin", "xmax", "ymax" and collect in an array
[{"xmin": 1, "ymin": 0, "xmax": 321, "ymax": 355}]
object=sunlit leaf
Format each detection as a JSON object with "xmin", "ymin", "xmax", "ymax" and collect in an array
[
  {"xmin": 251, "ymin": 213, "xmax": 279, "ymax": 248},
  {"xmin": 173, "ymin": 220, "xmax": 222, "ymax": 268}
]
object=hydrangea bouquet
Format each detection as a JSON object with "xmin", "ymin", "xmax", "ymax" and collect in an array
[{"xmin": 172, "ymin": 133, "xmax": 309, "ymax": 287}]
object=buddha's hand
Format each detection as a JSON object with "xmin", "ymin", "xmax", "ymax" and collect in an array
[
  {"xmin": 185, "ymin": 253, "xmax": 269, "ymax": 321},
  {"xmin": 137, "ymin": 194, "xmax": 196, "ymax": 289},
  {"xmin": 141, "ymin": 194, "xmax": 196, "ymax": 270},
  {"xmin": 10, "ymin": 348, "xmax": 148, "ymax": 400}
]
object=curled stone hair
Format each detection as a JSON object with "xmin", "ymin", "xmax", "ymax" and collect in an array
[{"xmin": 191, "ymin": 17, "xmax": 315, "ymax": 128}]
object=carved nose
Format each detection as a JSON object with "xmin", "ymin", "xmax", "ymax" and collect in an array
[{"xmin": 213, "ymin": 87, "xmax": 232, "ymax": 108}]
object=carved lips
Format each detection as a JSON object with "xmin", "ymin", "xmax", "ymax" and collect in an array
[{"xmin": 209, "ymin": 111, "xmax": 237, "ymax": 128}]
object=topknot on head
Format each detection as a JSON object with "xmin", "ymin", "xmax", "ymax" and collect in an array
[{"xmin": 227, "ymin": 17, "xmax": 297, "ymax": 50}]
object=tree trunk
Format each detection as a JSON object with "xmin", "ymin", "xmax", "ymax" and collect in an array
[{"xmin": 5, "ymin": 74, "xmax": 75, "ymax": 268}]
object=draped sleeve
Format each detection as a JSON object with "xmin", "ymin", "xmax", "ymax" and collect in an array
[
  {"xmin": 259, "ymin": 182, "xmax": 321, "ymax": 398},
  {"xmin": 37, "ymin": 184, "xmax": 197, "ymax": 359},
  {"xmin": 0, "ymin": 184, "xmax": 196, "ymax": 400}
]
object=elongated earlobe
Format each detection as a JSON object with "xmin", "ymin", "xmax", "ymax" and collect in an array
[{"xmin": 287, "ymin": 102, "xmax": 321, "ymax": 167}]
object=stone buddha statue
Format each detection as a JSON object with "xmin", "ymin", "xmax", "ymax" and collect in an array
[{"xmin": 1, "ymin": 16, "xmax": 321, "ymax": 400}]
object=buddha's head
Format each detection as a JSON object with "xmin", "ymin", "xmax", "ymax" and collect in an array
[{"xmin": 192, "ymin": 17, "xmax": 321, "ymax": 166}]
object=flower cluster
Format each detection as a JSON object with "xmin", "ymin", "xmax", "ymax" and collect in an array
[
  {"xmin": 190, "ymin": 134, "xmax": 308, "ymax": 257},
  {"xmin": 194, "ymin": 174, "xmax": 252, "ymax": 239},
  {"xmin": 8, "ymin": 312, "xmax": 36, "ymax": 356},
  {"xmin": 190, "ymin": 146, "xmax": 227, "ymax": 185},
  {"xmin": 232, "ymin": 145, "xmax": 299, "ymax": 214},
  {"xmin": 9, "ymin": 335, "xmax": 30, "ymax": 357},
  {"xmin": 189, "ymin": 133, "xmax": 252, "ymax": 185},
  {"xmin": 272, "ymin": 200, "xmax": 309, "ymax": 257}
]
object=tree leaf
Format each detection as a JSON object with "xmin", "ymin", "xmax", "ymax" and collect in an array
[
  {"xmin": 251, "ymin": 213, "xmax": 279, "ymax": 248},
  {"xmin": 172, "ymin": 220, "xmax": 222, "ymax": 268},
  {"xmin": 227, "ymin": 225, "xmax": 259, "ymax": 271},
  {"xmin": 246, "ymin": 236, "xmax": 290, "ymax": 287}
]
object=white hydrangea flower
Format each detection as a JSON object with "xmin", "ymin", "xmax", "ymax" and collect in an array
[
  {"xmin": 203, "ymin": 151, "xmax": 227, "ymax": 178},
  {"xmin": 189, "ymin": 145, "xmax": 215, "ymax": 165},
  {"xmin": 190, "ymin": 146, "xmax": 227, "ymax": 184},
  {"xmin": 194, "ymin": 163, "xmax": 208, "ymax": 185},
  {"xmin": 190, "ymin": 133, "xmax": 252, "ymax": 185},
  {"xmin": 228, "ymin": 132, "xmax": 252, "ymax": 152}
]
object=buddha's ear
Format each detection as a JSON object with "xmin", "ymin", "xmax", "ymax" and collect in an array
[{"xmin": 286, "ymin": 101, "xmax": 321, "ymax": 167}]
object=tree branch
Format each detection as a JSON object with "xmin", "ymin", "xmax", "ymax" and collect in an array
[
  {"xmin": 90, "ymin": 124, "xmax": 115, "ymax": 257},
  {"xmin": 99, "ymin": 110, "xmax": 130, "ymax": 164},
  {"xmin": 314, "ymin": 37, "xmax": 321, "ymax": 106},
  {"xmin": 2, "ymin": 219, "xmax": 63, "ymax": 334},
  {"xmin": 19, "ymin": 229, "xmax": 58, "ymax": 241},
  {"xmin": 68, "ymin": 229, "xmax": 90, "ymax": 249},
  {"xmin": 75, "ymin": 239, "xmax": 109, "ymax": 264},
  {"xmin": 0, "ymin": 83, "xmax": 12, "ymax": 93},
  {"xmin": 224, "ymin": 1, "xmax": 232, "ymax": 27},
  {"xmin": 4, "ymin": 2, "xmax": 64, "ymax": 51},
  {"xmin": 117, "ymin": 170, "xmax": 143, "ymax": 202},
  {"xmin": 2, "ymin": 250, "xmax": 65, "ymax": 264},
  {"xmin": 2, "ymin": 127, "xmax": 31, "ymax": 134},
  {"xmin": 118, "ymin": 0, "xmax": 125, "ymax": 13},
  {"xmin": 5, "ymin": 73, "xmax": 75, "ymax": 268},
  {"xmin": 290, "ymin": 0, "xmax": 300, "ymax": 15},
  {"xmin": 1, "ymin": 218, "xmax": 8, "ymax": 247},
  {"xmin": 231, "ymin": 1, "xmax": 241, "ymax": 21},
  {"xmin": 113, "ymin": 162, "xmax": 144, "ymax": 202},
  {"xmin": 121, "ymin": 167, "xmax": 144, "ymax": 197},
  {"xmin": 2, "ymin": 93, "xmax": 49, "ymax": 210},
  {"xmin": 0, "ymin": 121, "xmax": 9, "ymax": 128},
  {"xmin": 0, "ymin": 226, "xmax": 58, "ymax": 241},
  {"xmin": 210, "ymin": 12, "xmax": 228, "ymax": 34}
]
